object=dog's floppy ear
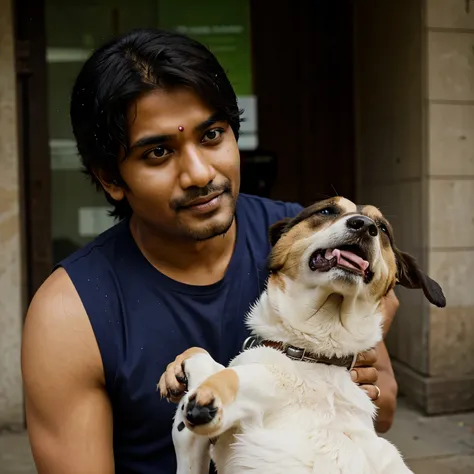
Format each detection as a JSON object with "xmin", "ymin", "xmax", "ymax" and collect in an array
[
  {"xmin": 268, "ymin": 218, "xmax": 292, "ymax": 247},
  {"xmin": 394, "ymin": 248, "xmax": 446, "ymax": 308},
  {"xmin": 267, "ymin": 218, "xmax": 293, "ymax": 273}
]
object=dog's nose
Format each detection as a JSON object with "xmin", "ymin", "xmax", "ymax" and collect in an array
[{"xmin": 346, "ymin": 215, "xmax": 378, "ymax": 237}]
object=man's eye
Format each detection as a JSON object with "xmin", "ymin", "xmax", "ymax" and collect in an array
[
  {"xmin": 202, "ymin": 128, "xmax": 224, "ymax": 143},
  {"xmin": 145, "ymin": 146, "xmax": 171, "ymax": 160}
]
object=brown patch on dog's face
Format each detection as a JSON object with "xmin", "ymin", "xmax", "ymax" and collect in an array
[
  {"xmin": 357, "ymin": 205, "xmax": 398, "ymax": 300},
  {"xmin": 268, "ymin": 220, "xmax": 314, "ymax": 281},
  {"xmin": 268, "ymin": 197, "xmax": 357, "ymax": 280},
  {"xmin": 269, "ymin": 272, "xmax": 287, "ymax": 292}
]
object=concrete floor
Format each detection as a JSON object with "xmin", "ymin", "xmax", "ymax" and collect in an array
[{"xmin": 1, "ymin": 397, "xmax": 473, "ymax": 473}]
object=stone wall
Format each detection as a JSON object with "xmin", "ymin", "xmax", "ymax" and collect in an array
[
  {"xmin": 355, "ymin": 0, "xmax": 474, "ymax": 414},
  {"xmin": 424, "ymin": 0, "xmax": 474, "ymax": 412}
]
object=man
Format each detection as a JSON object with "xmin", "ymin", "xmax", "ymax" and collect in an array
[{"xmin": 21, "ymin": 28, "xmax": 399, "ymax": 474}]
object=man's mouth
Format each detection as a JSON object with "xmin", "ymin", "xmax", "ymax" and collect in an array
[
  {"xmin": 309, "ymin": 244, "xmax": 374, "ymax": 283},
  {"xmin": 185, "ymin": 191, "xmax": 223, "ymax": 207}
]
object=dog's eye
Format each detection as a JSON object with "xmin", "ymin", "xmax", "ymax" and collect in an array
[
  {"xmin": 379, "ymin": 223, "xmax": 388, "ymax": 234},
  {"xmin": 318, "ymin": 207, "xmax": 337, "ymax": 216}
]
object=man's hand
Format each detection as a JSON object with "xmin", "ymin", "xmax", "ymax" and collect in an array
[
  {"xmin": 351, "ymin": 289, "xmax": 400, "ymax": 433},
  {"xmin": 351, "ymin": 348, "xmax": 379, "ymax": 400},
  {"xmin": 157, "ymin": 347, "xmax": 210, "ymax": 403},
  {"xmin": 352, "ymin": 343, "xmax": 398, "ymax": 432}
]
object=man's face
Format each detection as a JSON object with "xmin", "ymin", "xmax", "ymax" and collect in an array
[{"xmin": 106, "ymin": 88, "xmax": 241, "ymax": 241}]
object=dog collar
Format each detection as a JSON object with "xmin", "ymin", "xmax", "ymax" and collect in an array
[{"xmin": 242, "ymin": 336, "xmax": 357, "ymax": 370}]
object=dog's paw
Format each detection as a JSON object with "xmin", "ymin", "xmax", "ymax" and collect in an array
[{"xmin": 184, "ymin": 387, "xmax": 223, "ymax": 436}]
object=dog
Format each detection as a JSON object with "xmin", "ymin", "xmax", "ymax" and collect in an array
[{"xmin": 158, "ymin": 197, "xmax": 446, "ymax": 474}]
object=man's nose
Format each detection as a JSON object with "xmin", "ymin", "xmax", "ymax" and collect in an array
[{"xmin": 179, "ymin": 146, "xmax": 217, "ymax": 189}]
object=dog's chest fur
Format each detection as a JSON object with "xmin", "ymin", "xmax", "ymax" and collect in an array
[{"xmin": 211, "ymin": 346, "xmax": 380, "ymax": 474}]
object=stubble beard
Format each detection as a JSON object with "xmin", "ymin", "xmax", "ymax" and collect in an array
[{"xmin": 179, "ymin": 196, "xmax": 237, "ymax": 242}]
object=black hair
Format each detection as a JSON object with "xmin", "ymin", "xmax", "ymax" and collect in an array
[{"xmin": 70, "ymin": 28, "xmax": 243, "ymax": 220}]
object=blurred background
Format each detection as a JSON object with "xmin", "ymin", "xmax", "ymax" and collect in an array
[{"xmin": 0, "ymin": 0, "xmax": 473, "ymax": 472}]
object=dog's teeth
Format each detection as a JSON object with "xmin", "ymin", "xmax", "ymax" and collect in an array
[{"xmin": 324, "ymin": 249, "xmax": 336, "ymax": 260}]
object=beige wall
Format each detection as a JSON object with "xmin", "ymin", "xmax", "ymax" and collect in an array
[
  {"xmin": 355, "ymin": 0, "xmax": 474, "ymax": 414},
  {"xmin": 425, "ymin": 0, "xmax": 474, "ymax": 407},
  {"xmin": 0, "ymin": 0, "xmax": 25, "ymax": 428}
]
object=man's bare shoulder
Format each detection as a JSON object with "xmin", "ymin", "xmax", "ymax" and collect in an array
[
  {"xmin": 22, "ymin": 267, "xmax": 104, "ymax": 387},
  {"xmin": 22, "ymin": 268, "xmax": 114, "ymax": 473}
]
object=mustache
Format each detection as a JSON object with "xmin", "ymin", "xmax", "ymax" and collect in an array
[{"xmin": 171, "ymin": 181, "xmax": 232, "ymax": 210}]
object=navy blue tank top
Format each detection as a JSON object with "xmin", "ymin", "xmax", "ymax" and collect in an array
[{"xmin": 57, "ymin": 194, "xmax": 302, "ymax": 473}]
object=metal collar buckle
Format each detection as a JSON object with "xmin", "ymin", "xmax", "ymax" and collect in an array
[
  {"xmin": 285, "ymin": 345, "xmax": 306, "ymax": 360},
  {"xmin": 242, "ymin": 335, "xmax": 262, "ymax": 351}
]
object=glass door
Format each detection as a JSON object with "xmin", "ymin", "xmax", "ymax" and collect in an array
[{"xmin": 46, "ymin": 0, "xmax": 160, "ymax": 263}]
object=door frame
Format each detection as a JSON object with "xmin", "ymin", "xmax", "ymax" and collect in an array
[{"xmin": 14, "ymin": 0, "xmax": 52, "ymax": 304}]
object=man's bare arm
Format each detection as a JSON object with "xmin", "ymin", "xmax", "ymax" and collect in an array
[
  {"xmin": 373, "ymin": 290, "xmax": 399, "ymax": 432},
  {"xmin": 21, "ymin": 268, "xmax": 115, "ymax": 474}
]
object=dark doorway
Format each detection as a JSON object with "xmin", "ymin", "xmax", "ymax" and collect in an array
[
  {"xmin": 14, "ymin": 0, "xmax": 52, "ymax": 303},
  {"xmin": 250, "ymin": 0, "xmax": 356, "ymax": 205}
]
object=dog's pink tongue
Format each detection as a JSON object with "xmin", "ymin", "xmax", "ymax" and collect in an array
[{"xmin": 324, "ymin": 249, "xmax": 369, "ymax": 271}]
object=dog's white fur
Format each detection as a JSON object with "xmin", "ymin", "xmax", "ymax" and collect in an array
[{"xmin": 161, "ymin": 198, "xmax": 444, "ymax": 474}]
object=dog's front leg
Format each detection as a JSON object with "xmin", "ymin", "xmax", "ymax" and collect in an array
[
  {"xmin": 183, "ymin": 364, "xmax": 278, "ymax": 439},
  {"xmin": 171, "ymin": 352, "xmax": 225, "ymax": 474},
  {"xmin": 172, "ymin": 400, "xmax": 213, "ymax": 474}
]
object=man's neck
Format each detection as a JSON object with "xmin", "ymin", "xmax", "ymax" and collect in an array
[{"xmin": 129, "ymin": 216, "xmax": 237, "ymax": 286}]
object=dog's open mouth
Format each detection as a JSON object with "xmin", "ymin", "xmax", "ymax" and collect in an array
[{"xmin": 309, "ymin": 244, "xmax": 374, "ymax": 283}]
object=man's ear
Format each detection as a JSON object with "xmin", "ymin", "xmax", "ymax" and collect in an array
[
  {"xmin": 268, "ymin": 218, "xmax": 292, "ymax": 247},
  {"xmin": 93, "ymin": 168, "xmax": 126, "ymax": 202},
  {"xmin": 395, "ymin": 248, "xmax": 446, "ymax": 308}
]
